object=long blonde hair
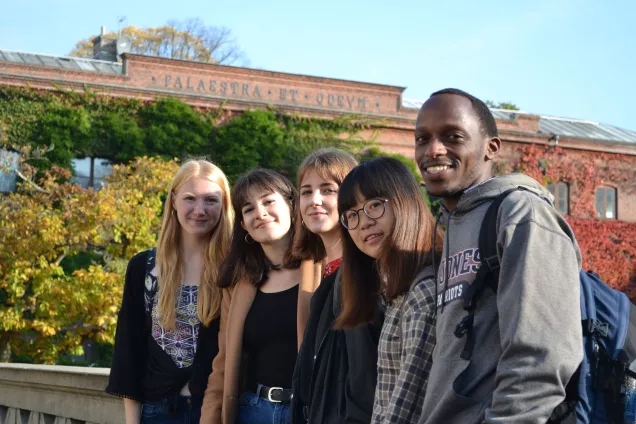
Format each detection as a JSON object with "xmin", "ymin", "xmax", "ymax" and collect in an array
[{"xmin": 155, "ymin": 160, "xmax": 233, "ymax": 328}]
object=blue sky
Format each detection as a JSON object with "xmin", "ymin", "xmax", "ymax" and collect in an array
[{"xmin": 1, "ymin": 0, "xmax": 634, "ymax": 131}]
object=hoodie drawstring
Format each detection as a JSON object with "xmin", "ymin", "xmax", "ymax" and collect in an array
[
  {"xmin": 432, "ymin": 213, "xmax": 442, "ymax": 317},
  {"xmin": 433, "ymin": 209, "xmax": 453, "ymax": 315},
  {"xmin": 441, "ymin": 210, "xmax": 453, "ymax": 313}
]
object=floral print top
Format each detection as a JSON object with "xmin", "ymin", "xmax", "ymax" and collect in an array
[{"xmin": 147, "ymin": 270, "xmax": 200, "ymax": 368}]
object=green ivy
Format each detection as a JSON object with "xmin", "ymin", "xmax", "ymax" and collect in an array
[{"xmin": 0, "ymin": 86, "xmax": 420, "ymax": 188}]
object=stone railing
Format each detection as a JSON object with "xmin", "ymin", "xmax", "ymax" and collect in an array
[{"xmin": 0, "ymin": 363, "xmax": 123, "ymax": 424}]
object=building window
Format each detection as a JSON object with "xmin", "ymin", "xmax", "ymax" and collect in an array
[
  {"xmin": 547, "ymin": 182, "xmax": 569, "ymax": 215},
  {"xmin": 71, "ymin": 157, "xmax": 113, "ymax": 190},
  {"xmin": 0, "ymin": 149, "xmax": 19, "ymax": 193},
  {"xmin": 595, "ymin": 186, "xmax": 617, "ymax": 219}
]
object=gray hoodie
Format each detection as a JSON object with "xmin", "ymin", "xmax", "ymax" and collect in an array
[{"xmin": 420, "ymin": 173, "xmax": 583, "ymax": 424}]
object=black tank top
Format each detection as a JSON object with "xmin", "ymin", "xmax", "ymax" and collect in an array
[{"xmin": 243, "ymin": 283, "xmax": 299, "ymax": 390}]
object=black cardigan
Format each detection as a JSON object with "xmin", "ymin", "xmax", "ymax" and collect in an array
[
  {"xmin": 105, "ymin": 250, "xmax": 220, "ymax": 403},
  {"xmin": 291, "ymin": 270, "xmax": 383, "ymax": 424}
]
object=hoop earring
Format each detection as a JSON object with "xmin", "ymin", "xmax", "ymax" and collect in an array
[
  {"xmin": 301, "ymin": 220, "xmax": 306, "ymax": 227},
  {"xmin": 245, "ymin": 233, "xmax": 255, "ymax": 244}
]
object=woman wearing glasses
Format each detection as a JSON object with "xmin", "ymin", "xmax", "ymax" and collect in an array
[
  {"xmin": 336, "ymin": 157, "xmax": 443, "ymax": 424},
  {"xmin": 290, "ymin": 148, "xmax": 382, "ymax": 424}
]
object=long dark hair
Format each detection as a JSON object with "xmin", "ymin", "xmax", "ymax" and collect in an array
[
  {"xmin": 335, "ymin": 157, "xmax": 443, "ymax": 328},
  {"xmin": 292, "ymin": 148, "xmax": 358, "ymax": 261},
  {"xmin": 219, "ymin": 168, "xmax": 301, "ymax": 288}
]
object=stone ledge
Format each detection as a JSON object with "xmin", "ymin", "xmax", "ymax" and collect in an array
[{"xmin": 0, "ymin": 364, "xmax": 123, "ymax": 424}]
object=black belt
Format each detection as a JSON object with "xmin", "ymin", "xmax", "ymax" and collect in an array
[{"xmin": 256, "ymin": 384, "xmax": 293, "ymax": 404}]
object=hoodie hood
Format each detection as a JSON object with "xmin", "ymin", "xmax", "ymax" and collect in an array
[{"xmin": 440, "ymin": 173, "xmax": 554, "ymax": 218}]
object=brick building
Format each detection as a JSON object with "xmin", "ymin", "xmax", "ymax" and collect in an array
[{"xmin": 1, "ymin": 43, "xmax": 635, "ymax": 222}]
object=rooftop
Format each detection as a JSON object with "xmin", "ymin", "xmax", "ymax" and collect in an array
[
  {"xmin": 402, "ymin": 98, "xmax": 636, "ymax": 145},
  {"xmin": 0, "ymin": 48, "xmax": 123, "ymax": 75}
]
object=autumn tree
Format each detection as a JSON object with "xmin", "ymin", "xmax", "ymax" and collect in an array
[
  {"xmin": 69, "ymin": 18, "xmax": 243, "ymax": 64},
  {"xmin": 0, "ymin": 153, "xmax": 178, "ymax": 363}
]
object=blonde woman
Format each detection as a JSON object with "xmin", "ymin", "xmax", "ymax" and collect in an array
[{"xmin": 106, "ymin": 160, "xmax": 233, "ymax": 424}]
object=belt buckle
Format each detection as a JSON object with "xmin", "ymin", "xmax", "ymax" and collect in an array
[{"xmin": 267, "ymin": 386, "xmax": 284, "ymax": 403}]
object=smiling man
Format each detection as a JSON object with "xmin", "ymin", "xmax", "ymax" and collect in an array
[{"xmin": 416, "ymin": 89, "xmax": 583, "ymax": 423}]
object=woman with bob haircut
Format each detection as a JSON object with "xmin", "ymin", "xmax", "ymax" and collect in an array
[
  {"xmin": 106, "ymin": 159, "xmax": 233, "ymax": 423},
  {"xmin": 337, "ymin": 157, "xmax": 443, "ymax": 424},
  {"xmin": 290, "ymin": 148, "xmax": 382, "ymax": 424},
  {"xmin": 201, "ymin": 168, "xmax": 307, "ymax": 424}
]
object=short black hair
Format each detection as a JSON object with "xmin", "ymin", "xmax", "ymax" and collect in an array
[{"xmin": 430, "ymin": 88, "xmax": 499, "ymax": 138}]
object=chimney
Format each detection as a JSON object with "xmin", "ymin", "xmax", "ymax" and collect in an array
[{"xmin": 92, "ymin": 26, "xmax": 117, "ymax": 62}]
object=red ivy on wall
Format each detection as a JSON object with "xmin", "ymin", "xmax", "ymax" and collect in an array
[{"xmin": 502, "ymin": 145, "xmax": 636, "ymax": 300}]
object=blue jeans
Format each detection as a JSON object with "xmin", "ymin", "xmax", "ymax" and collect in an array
[
  {"xmin": 141, "ymin": 396, "xmax": 201, "ymax": 424},
  {"xmin": 238, "ymin": 384, "xmax": 291, "ymax": 424}
]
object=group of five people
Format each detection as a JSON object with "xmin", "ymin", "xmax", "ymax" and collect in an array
[{"xmin": 106, "ymin": 89, "xmax": 582, "ymax": 424}]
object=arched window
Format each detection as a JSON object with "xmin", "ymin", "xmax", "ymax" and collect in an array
[
  {"xmin": 547, "ymin": 182, "xmax": 569, "ymax": 215},
  {"xmin": 595, "ymin": 186, "xmax": 617, "ymax": 219}
]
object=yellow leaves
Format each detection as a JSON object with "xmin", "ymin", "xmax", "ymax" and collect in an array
[{"xmin": 0, "ymin": 156, "xmax": 178, "ymax": 361}]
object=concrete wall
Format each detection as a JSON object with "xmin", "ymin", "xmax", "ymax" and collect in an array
[{"xmin": 0, "ymin": 363, "xmax": 123, "ymax": 424}]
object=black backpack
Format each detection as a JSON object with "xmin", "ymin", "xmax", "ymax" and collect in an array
[{"xmin": 454, "ymin": 188, "xmax": 636, "ymax": 424}]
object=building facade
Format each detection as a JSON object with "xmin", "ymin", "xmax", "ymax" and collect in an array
[{"xmin": 1, "ymin": 47, "xmax": 635, "ymax": 222}]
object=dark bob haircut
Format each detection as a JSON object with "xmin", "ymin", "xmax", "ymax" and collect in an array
[
  {"xmin": 219, "ymin": 168, "xmax": 300, "ymax": 288},
  {"xmin": 335, "ymin": 157, "xmax": 443, "ymax": 328}
]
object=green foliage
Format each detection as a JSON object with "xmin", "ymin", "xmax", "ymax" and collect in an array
[
  {"xmin": 92, "ymin": 111, "xmax": 145, "ymax": 162},
  {"xmin": 212, "ymin": 109, "xmax": 287, "ymax": 181},
  {"xmin": 359, "ymin": 146, "xmax": 422, "ymax": 183},
  {"xmin": 212, "ymin": 109, "xmax": 374, "ymax": 182},
  {"xmin": 31, "ymin": 104, "xmax": 92, "ymax": 168},
  {"xmin": 0, "ymin": 87, "xmax": 371, "ymax": 183},
  {"xmin": 140, "ymin": 97, "xmax": 214, "ymax": 159},
  {"xmin": 485, "ymin": 100, "xmax": 519, "ymax": 111}
]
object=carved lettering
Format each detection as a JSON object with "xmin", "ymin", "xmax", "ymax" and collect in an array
[{"xmin": 151, "ymin": 75, "xmax": 377, "ymax": 112}]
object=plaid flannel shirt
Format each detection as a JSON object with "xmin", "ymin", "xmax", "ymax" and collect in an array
[{"xmin": 371, "ymin": 277, "xmax": 437, "ymax": 424}]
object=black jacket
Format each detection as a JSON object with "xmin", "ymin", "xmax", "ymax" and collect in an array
[
  {"xmin": 106, "ymin": 249, "xmax": 219, "ymax": 403},
  {"xmin": 291, "ymin": 269, "xmax": 383, "ymax": 424}
]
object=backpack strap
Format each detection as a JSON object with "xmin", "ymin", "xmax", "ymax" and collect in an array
[
  {"xmin": 400, "ymin": 267, "xmax": 436, "ymax": 318},
  {"xmin": 454, "ymin": 188, "xmax": 521, "ymax": 360}
]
